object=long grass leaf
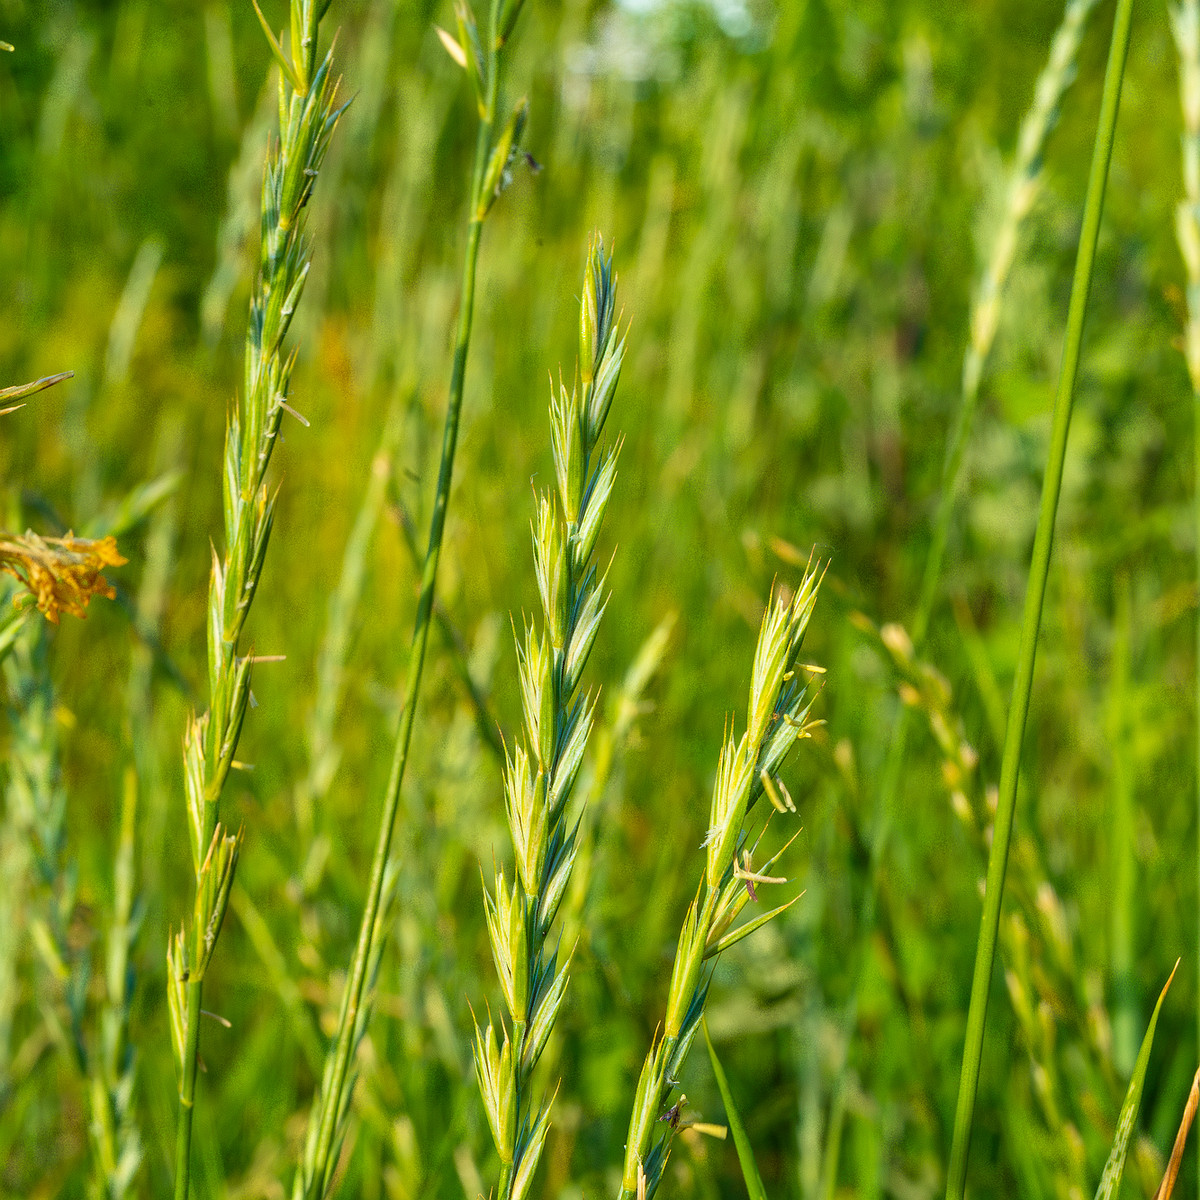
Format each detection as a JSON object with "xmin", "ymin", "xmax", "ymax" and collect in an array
[
  {"xmin": 0, "ymin": 372, "xmax": 73, "ymax": 411},
  {"xmin": 1168, "ymin": 1, "xmax": 1200, "ymax": 1187},
  {"xmin": 703, "ymin": 1018, "xmax": 766, "ymax": 1200},
  {"xmin": 1093, "ymin": 961, "xmax": 1177, "ymax": 1200},
  {"xmin": 944, "ymin": 1, "xmax": 1135, "ymax": 1196}
]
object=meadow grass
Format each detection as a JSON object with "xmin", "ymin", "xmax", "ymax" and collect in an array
[
  {"xmin": 822, "ymin": 0, "xmax": 1108, "ymax": 1179},
  {"xmin": 474, "ymin": 234, "xmax": 626, "ymax": 1200},
  {"xmin": 294, "ymin": 3, "xmax": 534, "ymax": 1195},
  {"xmin": 1171, "ymin": 0, "xmax": 1200, "ymax": 1183},
  {"xmin": 166, "ymin": 4, "xmax": 346, "ymax": 1194},
  {"xmin": 4, "ymin": 2, "xmax": 1200, "ymax": 1198}
]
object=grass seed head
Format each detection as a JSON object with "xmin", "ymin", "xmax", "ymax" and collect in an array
[
  {"xmin": 473, "ymin": 1019, "xmax": 516, "ymax": 1164},
  {"xmin": 704, "ymin": 728, "xmax": 754, "ymax": 890},
  {"xmin": 579, "ymin": 233, "xmax": 616, "ymax": 387}
]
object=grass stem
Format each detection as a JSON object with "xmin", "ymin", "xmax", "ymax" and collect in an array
[
  {"xmin": 304, "ymin": 202, "xmax": 486, "ymax": 1200},
  {"xmin": 298, "ymin": 4, "xmax": 527, "ymax": 1190},
  {"xmin": 944, "ymin": 1, "xmax": 1134, "ymax": 1194},
  {"xmin": 819, "ymin": 8, "xmax": 1103, "ymax": 1183},
  {"xmin": 170, "ymin": 6, "xmax": 344, "ymax": 1193},
  {"xmin": 1168, "ymin": 0, "xmax": 1200, "ymax": 1181}
]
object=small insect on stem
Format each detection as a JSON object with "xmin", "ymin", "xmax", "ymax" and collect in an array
[
  {"xmin": 298, "ymin": 167, "xmax": 320, "ymax": 210},
  {"xmin": 659, "ymin": 1095, "xmax": 687, "ymax": 1131}
]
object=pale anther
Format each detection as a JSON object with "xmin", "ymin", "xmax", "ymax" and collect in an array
[{"xmin": 277, "ymin": 398, "xmax": 311, "ymax": 427}]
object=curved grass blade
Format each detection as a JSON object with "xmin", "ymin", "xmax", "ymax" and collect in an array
[
  {"xmin": 83, "ymin": 470, "xmax": 182, "ymax": 540},
  {"xmin": 1153, "ymin": 1065, "xmax": 1200, "ymax": 1200},
  {"xmin": 703, "ymin": 1018, "xmax": 766, "ymax": 1200},
  {"xmin": 1094, "ymin": 960, "xmax": 1178, "ymax": 1200}
]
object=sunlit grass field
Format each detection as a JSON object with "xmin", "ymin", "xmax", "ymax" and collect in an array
[{"xmin": 3, "ymin": 0, "xmax": 1200, "ymax": 1197}]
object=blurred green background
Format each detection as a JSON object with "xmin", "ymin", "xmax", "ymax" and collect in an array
[{"xmin": 1, "ymin": 0, "xmax": 1197, "ymax": 1197}]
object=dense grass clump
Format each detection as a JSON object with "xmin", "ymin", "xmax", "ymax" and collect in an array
[{"xmin": 6, "ymin": 1, "xmax": 1200, "ymax": 1199}]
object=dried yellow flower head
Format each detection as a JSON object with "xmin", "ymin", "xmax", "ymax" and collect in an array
[{"xmin": 0, "ymin": 530, "xmax": 127, "ymax": 623}]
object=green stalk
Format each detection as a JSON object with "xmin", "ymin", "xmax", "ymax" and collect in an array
[
  {"xmin": 1108, "ymin": 575, "xmax": 1137, "ymax": 1076},
  {"xmin": 172, "ymin": 986, "xmax": 203, "ymax": 1200},
  {"xmin": 1168, "ymin": 0, "xmax": 1200, "ymax": 1181},
  {"xmin": 943, "ymin": 2, "xmax": 1134, "ymax": 1196},
  {"xmin": 869, "ymin": 0, "xmax": 1102, "ymax": 877},
  {"xmin": 299, "ymin": 3, "xmax": 528, "ymax": 1191},
  {"xmin": 170, "ymin": 4, "xmax": 345, "ymax": 1194},
  {"xmin": 817, "ymin": 20, "xmax": 1105, "ymax": 1177},
  {"xmin": 303, "ymin": 167, "xmax": 487, "ymax": 1200}
]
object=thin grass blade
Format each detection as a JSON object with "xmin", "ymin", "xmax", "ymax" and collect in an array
[
  {"xmin": 943, "ymin": 1, "xmax": 1135, "ymax": 1194},
  {"xmin": 0, "ymin": 371, "xmax": 73, "ymax": 410},
  {"xmin": 1093, "ymin": 960, "xmax": 1177, "ymax": 1200},
  {"xmin": 250, "ymin": 0, "xmax": 304, "ymax": 93},
  {"xmin": 1153, "ymin": 1065, "xmax": 1200, "ymax": 1200},
  {"xmin": 703, "ymin": 893, "xmax": 802, "ymax": 960},
  {"xmin": 703, "ymin": 1018, "xmax": 767, "ymax": 1200}
]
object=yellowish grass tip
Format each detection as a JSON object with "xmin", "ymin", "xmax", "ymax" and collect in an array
[{"xmin": 436, "ymin": 25, "xmax": 468, "ymax": 69}]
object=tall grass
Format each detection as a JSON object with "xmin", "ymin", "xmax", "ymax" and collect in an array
[
  {"xmin": 1171, "ymin": 0, "xmax": 1200, "ymax": 1184},
  {"xmin": 617, "ymin": 566, "xmax": 822, "ymax": 1200},
  {"xmin": 3, "ymin": 2, "xmax": 1198, "ymax": 1197},
  {"xmin": 295, "ymin": 3, "xmax": 531, "ymax": 1194},
  {"xmin": 823, "ymin": 2, "xmax": 1104, "ymax": 1179},
  {"xmin": 475, "ymin": 234, "xmax": 625, "ymax": 1200},
  {"xmin": 945, "ymin": 0, "xmax": 1135, "ymax": 1193},
  {"xmin": 167, "ymin": 5, "xmax": 346, "ymax": 1194}
]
